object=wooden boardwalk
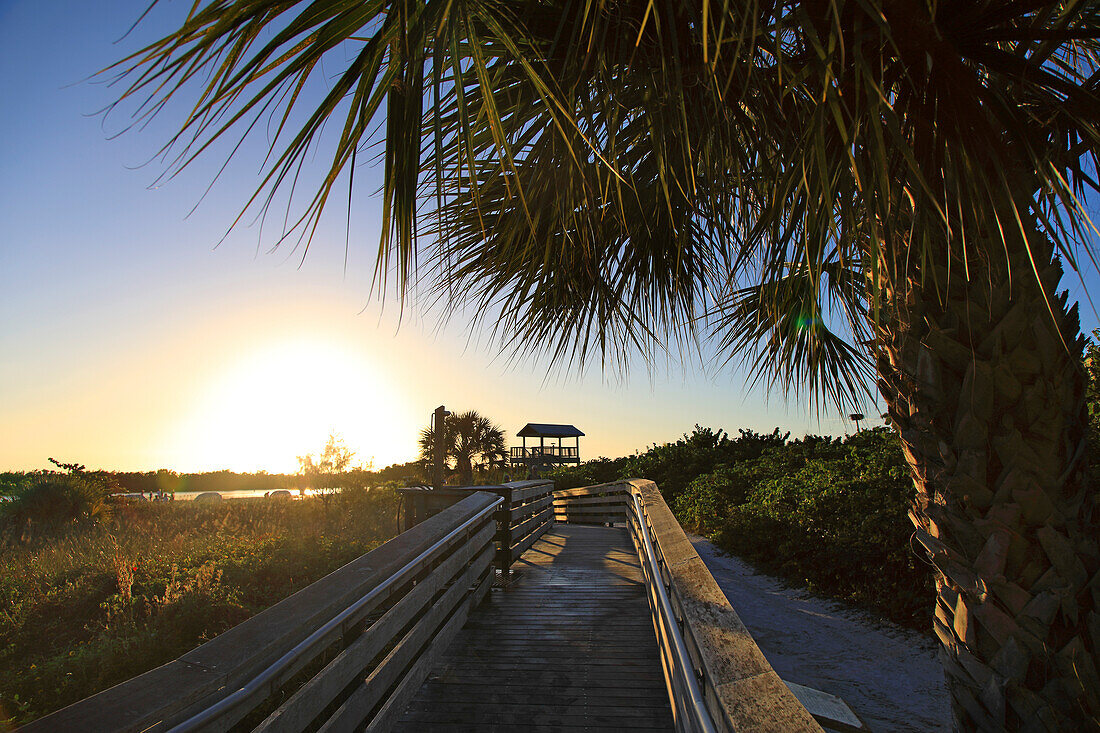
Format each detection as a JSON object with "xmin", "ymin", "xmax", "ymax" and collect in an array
[{"xmin": 394, "ymin": 524, "xmax": 674, "ymax": 732}]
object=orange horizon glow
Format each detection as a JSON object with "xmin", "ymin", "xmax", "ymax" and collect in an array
[{"xmin": 166, "ymin": 337, "xmax": 421, "ymax": 474}]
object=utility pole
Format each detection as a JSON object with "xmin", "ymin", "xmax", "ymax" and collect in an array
[{"xmin": 432, "ymin": 405, "xmax": 450, "ymax": 491}]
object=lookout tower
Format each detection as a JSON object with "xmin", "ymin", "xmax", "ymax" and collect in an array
[{"xmin": 510, "ymin": 423, "xmax": 584, "ymax": 473}]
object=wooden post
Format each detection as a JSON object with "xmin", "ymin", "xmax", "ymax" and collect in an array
[{"xmin": 495, "ymin": 485, "xmax": 514, "ymax": 576}]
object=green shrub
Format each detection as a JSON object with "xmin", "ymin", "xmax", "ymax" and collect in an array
[
  {"xmin": 673, "ymin": 465, "xmax": 752, "ymax": 533},
  {"xmin": 619, "ymin": 426, "xmax": 790, "ymax": 504},
  {"xmin": 545, "ymin": 457, "xmax": 630, "ymax": 490},
  {"xmin": 603, "ymin": 425, "xmax": 933, "ymax": 629},
  {"xmin": 1, "ymin": 473, "xmax": 107, "ymax": 527}
]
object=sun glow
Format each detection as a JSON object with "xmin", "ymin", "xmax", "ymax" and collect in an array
[{"xmin": 170, "ymin": 338, "xmax": 418, "ymax": 473}]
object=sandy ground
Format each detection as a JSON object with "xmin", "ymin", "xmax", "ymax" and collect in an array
[{"xmin": 689, "ymin": 536, "xmax": 951, "ymax": 732}]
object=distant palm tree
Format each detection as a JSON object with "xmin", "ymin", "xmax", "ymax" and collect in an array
[
  {"xmin": 419, "ymin": 411, "xmax": 507, "ymax": 485},
  {"xmin": 112, "ymin": 3, "xmax": 1100, "ymax": 727}
]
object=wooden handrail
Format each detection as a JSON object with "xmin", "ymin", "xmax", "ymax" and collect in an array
[
  {"xmin": 22, "ymin": 492, "xmax": 501, "ymax": 733},
  {"xmin": 397, "ymin": 480, "xmax": 556, "ymax": 574},
  {"xmin": 554, "ymin": 479, "xmax": 822, "ymax": 733}
]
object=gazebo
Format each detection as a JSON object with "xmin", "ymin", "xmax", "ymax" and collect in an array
[{"xmin": 510, "ymin": 423, "xmax": 584, "ymax": 472}]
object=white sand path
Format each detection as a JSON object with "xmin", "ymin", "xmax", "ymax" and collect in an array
[{"xmin": 690, "ymin": 535, "xmax": 952, "ymax": 732}]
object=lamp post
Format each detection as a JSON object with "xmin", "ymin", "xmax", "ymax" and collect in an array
[
  {"xmin": 432, "ymin": 405, "xmax": 450, "ymax": 491},
  {"xmin": 848, "ymin": 413, "xmax": 865, "ymax": 433}
]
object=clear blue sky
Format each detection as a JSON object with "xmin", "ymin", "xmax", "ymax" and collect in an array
[{"xmin": 2, "ymin": 0, "xmax": 1098, "ymax": 473}]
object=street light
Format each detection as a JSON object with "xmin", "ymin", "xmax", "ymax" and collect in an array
[
  {"xmin": 431, "ymin": 405, "xmax": 451, "ymax": 490},
  {"xmin": 849, "ymin": 413, "xmax": 865, "ymax": 433}
]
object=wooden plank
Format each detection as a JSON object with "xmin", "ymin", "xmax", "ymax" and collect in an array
[
  {"xmin": 554, "ymin": 515, "xmax": 623, "ymax": 524},
  {"xmin": 421, "ymin": 671, "xmax": 669, "ymax": 688},
  {"xmin": 21, "ymin": 492, "xmax": 501, "ymax": 733},
  {"xmin": 364, "ymin": 570, "xmax": 493, "ymax": 733},
  {"xmin": 552, "ymin": 483, "xmax": 629, "ymax": 498},
  {"xmin": 554, "ymin": 519, "xmax": 623, "ymax": 529},
  {"xmin": 509, "ymin": 515, "xmax": 552, "ymax": 559},
  {"xmin": 428, "ymin": 653, "xmax": 661, "ymax": 665},
  {"xmin": 508, "ymin": 482, "xmax": 555, "ymax": 505},
  {"xmin": 398, "ymin": 707, "xmax": 672, "ymax": 729},
  {"xmin": 552, "ymin": 494, "xmax": 628, "ymax": 507},
  {"xmin": 319, "ymin": 546, "xmax": 494, "ymax": 731},
  {"xmin": 510, "ymin": 506, "xmax": 553, "ymax": 546},
  {"xmin": 553, "ymin": 511, "xmax": 624, "ymax": 520},
  {"xmin": 399, "ymin": 720, "xmax": 670, "ymax": 732},
  {"xmin": 413, "ymin": 682, "xmax": 672, "ymax": 701},
  {"xmin": 553, "ymin": 509, "xmax": 624, "ymax": 518},
  {"xmin": 503, "ymin": 479, "xmax": 553, "ymax": 491},
  {"xmin": 510, "ymin": 494, "xmax": 554, "ymax": 522},
  {"xmin": 394, "ymin": 724, "xmax": 664, "ymax": 733},
  {"xmin": 424, "ymin": 663, "xmax": 667, "ymax": 681},
  {"xmin": 553, "ymin": 512, "xmax": 624, "ymax": 522},
  {"xmin": 554, "ymin": 504, "xmax": 626, "ymax": 515},
  {"xmin": 399, "ymin": 697, "xmax": 671, "ymax": 714},
  {"xmin": 255, "ymin": 521, "xmax": 496, "ymax": 733}
]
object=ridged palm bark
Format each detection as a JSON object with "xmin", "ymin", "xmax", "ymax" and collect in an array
[{"xmin": 876, "ymin": 214, "xmax": 1100, "ymax": 728}]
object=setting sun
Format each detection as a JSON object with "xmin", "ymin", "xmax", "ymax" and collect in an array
[{"xmin": 169, "ymin": 338, "xmax": 418, "ymax": 473}]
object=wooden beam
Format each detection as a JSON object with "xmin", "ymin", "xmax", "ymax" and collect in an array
[
  {"xmin": 319, "ymin": 546, "xmax": 495, "ymax": 731},
  {"xmin": 511, "ymin": 495, "xmax": 554, "ymax": 521},
  {"xmin": 254, "ymin": 522, "xmax": 496, "ymax": 733}
]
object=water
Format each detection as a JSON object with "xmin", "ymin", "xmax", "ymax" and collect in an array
[{"xmin": 114, "ymin": 489, "xmax": 325, "ymax": 502}]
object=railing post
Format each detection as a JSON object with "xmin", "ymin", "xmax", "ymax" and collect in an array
[{"xmin": 495, "ymin": 485, "xmax": 514, "ymax": 576}]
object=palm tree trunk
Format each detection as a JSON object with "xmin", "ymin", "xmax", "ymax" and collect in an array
[
  {"xmin": 456, "ymin": 454, "xmax": 474, "ymax": 485},
  {"xmin": 875, "ymin": 220, "xmax": 1100, "ymax": 728}
]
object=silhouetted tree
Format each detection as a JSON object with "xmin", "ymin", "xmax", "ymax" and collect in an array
[{"xmin": 419, "ymin": 411, "xmax": 507, "ymax": 485}]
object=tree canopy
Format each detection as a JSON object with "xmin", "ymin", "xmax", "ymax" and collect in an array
[{"xmin": 107, "ymin": 1, "xmax": 1099, "ymax": 406}]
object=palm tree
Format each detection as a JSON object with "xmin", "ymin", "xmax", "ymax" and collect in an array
[
  {"xmin": 418, "ymin": 410, "xmax": 507, "ymax": 485},
  {"xmin": 110, "ymin": 3, "xmax": 1100, "ymax": 728}
]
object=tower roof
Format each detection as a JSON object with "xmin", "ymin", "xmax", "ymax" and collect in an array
[{"xmin": 516, "ymin": 423, "xmax": 584, "ymax": 438}]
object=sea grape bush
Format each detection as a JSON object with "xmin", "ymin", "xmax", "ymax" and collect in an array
[{"xmin": 718, "ymin": 429, "xmax": 930, "ymax": 625}]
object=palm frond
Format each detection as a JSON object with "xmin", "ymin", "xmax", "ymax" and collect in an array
[
  {"xmin": 107, "ymin": 0, "xmax": 1100, "ymax": 413},
  {"xmin": 711, "ymin": 255, "xmax": 876, "ymax": 414}
]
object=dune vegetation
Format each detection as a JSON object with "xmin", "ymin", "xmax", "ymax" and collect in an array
[
  {"xmin": 0, "ymin": 489, "xmax": 398, "ymax": 727},
  {"xmin": 549, "ymin": 426, "xmax": 936, "ymax": 630}
]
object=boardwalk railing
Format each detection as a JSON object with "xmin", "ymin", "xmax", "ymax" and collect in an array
[
  {"xmin": 555, "ymin": 479, "xmax": 823, "ymax": 733},
  {"xmin": 497, "ymin": 480, "xmax": 556, "ymax": 569},
  {"xmin": 23, "ymin": 492, "xmax": 502, "ymax": 733},
  {"xmin": 398, "ymin": 480, "xmax": 555, "ymax": 573}
]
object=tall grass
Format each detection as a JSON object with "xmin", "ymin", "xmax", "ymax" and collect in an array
[{"xmin": 0, "ymin": 489, "xmax": 398, "ymax": 727}]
